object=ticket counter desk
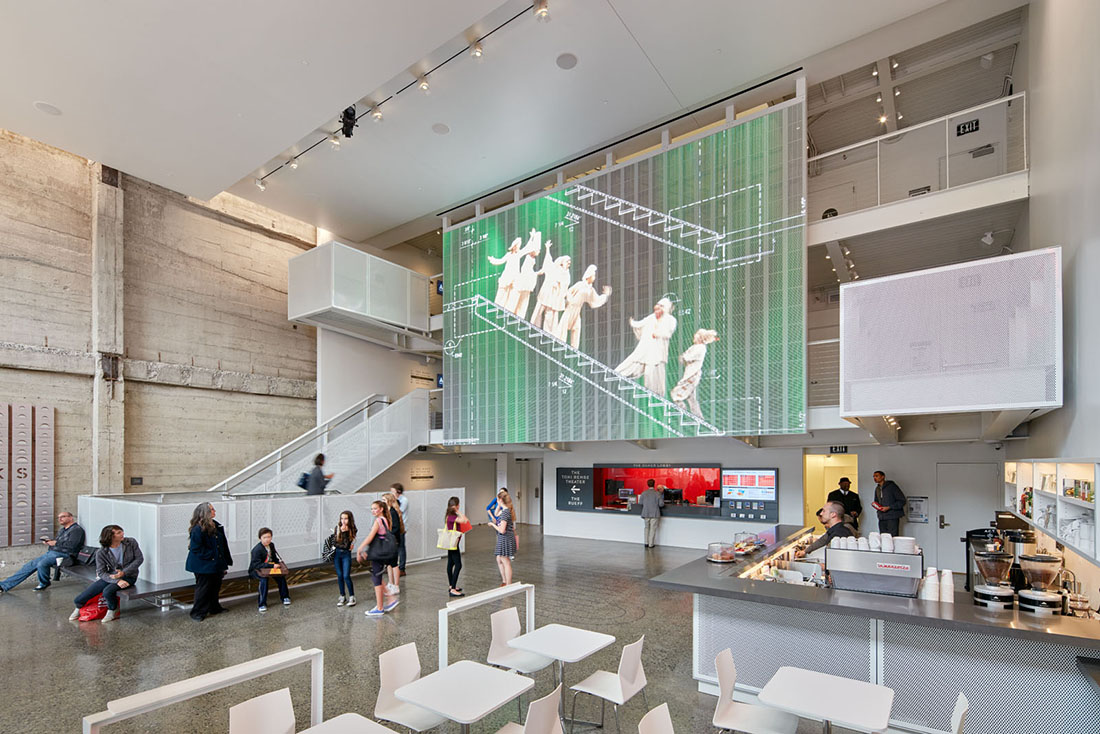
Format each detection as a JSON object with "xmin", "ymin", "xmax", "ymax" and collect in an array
[{"xmin": 650, "ymin": 524, "xmax": 1100, "ymax": 734}]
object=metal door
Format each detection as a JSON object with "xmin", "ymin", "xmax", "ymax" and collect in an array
[{"xmin": 935, "ymin": 462, "xmax": 1001, "ymax": 571}]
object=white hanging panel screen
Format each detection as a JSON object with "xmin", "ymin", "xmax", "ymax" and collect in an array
[{"xmin": 840, "ymin": 248, "xmax": 1061, "ymax": 416}]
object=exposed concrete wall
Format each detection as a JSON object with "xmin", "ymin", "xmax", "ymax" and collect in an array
[
  {"xmin": 124, "ymin": 382, "xmax": 315, "ymax": 492},
  {"xmin": 0, "ymin": 130, "xmax": 321, "ymax": 558}
]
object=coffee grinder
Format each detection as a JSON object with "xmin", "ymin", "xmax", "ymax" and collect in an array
[
  {"xmin": 962, "ymin": 527, "xmax": 1001, "ymax": 592},
  {"xmin": 972, "ymin": 551, "xmax": 1016, "ymax": 609},
  {"xmin": 1017, "ymin": 554, "xmax": 1065, "ymax": 616},
  {"xmin": 1001, "ymin": 529, "xmax": 1037, "ymax": 591}
]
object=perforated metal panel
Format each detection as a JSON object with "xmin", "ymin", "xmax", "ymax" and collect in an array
[
  {"xmin": 10, "ymin": 404, "xmax": 32, "ymax": 545},
  {"xmin": 881, "ymin": 621, "xmax": 1100, "ymax": 734},
  {"xmin": 33, "ymin": 406, "xmax": 54, "ymax": 542},
  {"xmin": 694, "ymin": 595, "xmax": 874, "ymax": 688},
  {"xmin": 840, "ymin": 248, "xmax": 1061, "ymax": 416},
  {"xmin": 0, "ymin": 405, "xmax": 8, "ymax": 547}
]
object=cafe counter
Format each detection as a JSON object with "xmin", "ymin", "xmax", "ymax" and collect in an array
[{"xmin": 650, "ymin": 524, "xmax": 1100, "ymax": 734}]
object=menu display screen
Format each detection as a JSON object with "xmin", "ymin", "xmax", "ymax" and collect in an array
[{"xmin": 721, "ymin": 468, "xmax": 777, "ymax": 502}]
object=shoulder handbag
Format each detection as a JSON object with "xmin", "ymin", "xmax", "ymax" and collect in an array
[
  {"xmin": 322, "ymin": 533, "xmax": 336, "ymax": 563},
  {"xmin": 76, "ymin": 546, "xmax": 97, "ymax": 565},
  {"xmin": 457, "ymin": 519, "xmax": 473, "ymax": 533},
  {"xmin": 436, "ymin": 527, "xmax": 462, "ymax": 551},
  {"xmin": 366, "ymin": 520, "xmax": 398, "ymax": 561},
  {"xmin": 297, "ymin": 472, "xmax": 310, "ymax": 489}
]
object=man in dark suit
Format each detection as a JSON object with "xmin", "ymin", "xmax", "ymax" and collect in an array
[
  {"xmin": 871, "ymin": 471, "xmax": 906, "ymax": 535},
  {"xmin": 827, "ymin": 477, "xmax": 863, "ymax": 531}
]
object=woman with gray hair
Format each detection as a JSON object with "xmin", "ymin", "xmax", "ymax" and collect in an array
[{"xmin": 185, "ymin": 502, "xmax": 233, "ymax": 621}]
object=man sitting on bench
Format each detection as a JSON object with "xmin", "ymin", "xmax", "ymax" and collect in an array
[{"xmin": 0, "ymin": 510, "xmax": 85, "ymax": 593}]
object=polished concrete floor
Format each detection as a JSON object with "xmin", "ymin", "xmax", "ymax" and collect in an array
[{"xmin": 0, "ymin": 526, "xmax": 848, "ymax": 733}]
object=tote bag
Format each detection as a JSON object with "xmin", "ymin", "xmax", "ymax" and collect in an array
[
  {"xmin": 436, "ymin": 528, "xmax": 462, "ymax": 550},
  {"xmin": 366, "ymin": 520, "xmax": 398, "ymax": 561}
]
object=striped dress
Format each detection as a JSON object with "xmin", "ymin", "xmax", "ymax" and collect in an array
[{"xmin": 494, "ymin": 508, "xmax": 516, "ymax": 557}]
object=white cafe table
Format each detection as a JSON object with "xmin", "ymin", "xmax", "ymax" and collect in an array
[
  {"xmin": 300, "ymin": 713, "xmax": 396, "ymax": 733},
  {"xmin": 757, "ymin": 666, "xmax": 894, "ymax": 734},
  {"xmin": 508, "ymin": 623, "xmax": 616, "ymax": 722},
  {"xmin": 395, "ymin": 660, "xmax": 534, "ymax": 734}
]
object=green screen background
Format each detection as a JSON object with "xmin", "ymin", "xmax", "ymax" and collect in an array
[{"xmin": 444, "ymin": 102, "xmax": 805, "ymax": 444}]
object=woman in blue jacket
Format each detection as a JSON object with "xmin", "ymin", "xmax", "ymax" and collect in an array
[{"xmin": 186, "ymin": 502, "xmax": 233, "ymax": 621}]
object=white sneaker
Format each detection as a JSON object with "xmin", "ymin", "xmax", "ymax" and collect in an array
[
  {"xmin": 68, "ymin": 608, "xmax": 80, "ymax": 621},
  {"xmin": 387, "ymin": 583, "xmax": 400, "ymax": 595},
  {"xmin": 346, "ymin": 595, "xmax": 356, "ymax": 607},
  {"xmin": 102, "ymin": 609, "xmax": 118, "ymax": 624},
  {"xmin": 337, "ymin": 595, "xmax": 346, "ymax": 607},
  {"xmin": 282, "ymin": 598, "xmax": 291, "ymax": 606}
]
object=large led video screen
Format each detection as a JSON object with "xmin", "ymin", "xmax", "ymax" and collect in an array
[{"xmin": 443, "ymin": 102, "xmax": 805, "ymax": 444}]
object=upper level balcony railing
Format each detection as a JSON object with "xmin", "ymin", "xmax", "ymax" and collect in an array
[{"xmin": 807, "ymin": 93, "xmax": 1026, "ymax": 222}]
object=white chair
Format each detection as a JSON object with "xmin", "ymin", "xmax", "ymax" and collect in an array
[
  {"xmin": 944, "ymin": 692, "xmax": 968, "ymax": 734},
  {"xmin": 488, "ymin": 607, "xmax": 556, "ymax": 719},
  {"xmin": 229, "ymin": 687, "xmax": 295, "ymax": 734},
  {"xmin": 494, "ymin": 684, "xmax": 564, "ymax": 734},
  {"xmin": 712, "ymin": 649, "xmax": 798, "ymax": 734},
  {"xmin": 637, "ymin": 703, "xmax": 674, "ymax": 734},
  {"xmin": 569, "ymin": 635, "xmax": 648, "ymax": 734},
  {"xmin": 375, "ymin": 642, "xmax": 448, "ymax": 732}
]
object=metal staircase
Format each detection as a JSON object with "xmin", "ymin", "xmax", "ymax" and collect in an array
[
  {"xmin": 456, "ymin": 295, "xmax": 723, "ymax": 439},
  {"xmin": 206, "ymin": 389, "xmax": 429, "ymax": 496}
]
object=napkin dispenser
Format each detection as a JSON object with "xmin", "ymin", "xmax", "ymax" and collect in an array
[{"xmin": 826, "ymin": 547, "xmax": 924, "ymax": 598}]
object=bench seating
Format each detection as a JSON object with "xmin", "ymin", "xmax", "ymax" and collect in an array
[{"xmin": 60, "ymin": 557, "xmax": 331, "ymax": 601}]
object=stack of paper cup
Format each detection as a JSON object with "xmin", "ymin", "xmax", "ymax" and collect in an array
[
  {"xmin": 940, "ymin": 569, "xmax": 955, "ymax": 603},
  {"xmin": 881, "ymin": 533, "xmax": 895, "ymax": 553},
  {"xmin": 893, "ymin": 536, "xmax": 917, "ymax": 554},
  {"xmin": 830, "ymin": 536, "xmax": 844, "ymax": 549},
  {"xmin": 857, "ymin": 536, "xmax": 871, "ymax": 551},
  {"xmin": 868, "ymin": 532, "xmax": 882, "ymax": 551},
  {"xmin": 845, "ymin": 536, "xmax": 859, "ymax": 550},
  {"xmin": 919, "ymin": 567, "xmax": 940, "ymax": 601}
]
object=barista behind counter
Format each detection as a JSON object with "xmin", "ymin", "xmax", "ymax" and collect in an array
[{"xmin": 795, "ymin": 502, "xmax": 855, "ymax": 558}]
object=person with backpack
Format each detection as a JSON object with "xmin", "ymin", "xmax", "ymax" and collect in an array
[
  {"xmin": 355, "ymin": 500, "xmax": 399, "ymax": 617},
  {"xmin": 303, "ymin": 453, "xmax": 333, "ymax": 495},
  {"xmin": 382, "ymin": 492, "xmax": 404, "ymax": 596},
  {"xmin": 329, "ymin": 511, "xmax": 357, "ymax": 607},
  {"xmin": 69, "ymin": 524, "xmax": 143, "ymax": 624}
]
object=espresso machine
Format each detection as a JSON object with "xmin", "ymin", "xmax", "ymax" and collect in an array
[
  {"xmin": 1017, "ymin": 553, "xmax": 1065, "ymax": 615},
  {"xmin": 972, "ymin": 551, "xmax": 1016, "ymax": 609}
]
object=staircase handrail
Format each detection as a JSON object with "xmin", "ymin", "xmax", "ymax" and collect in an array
[{"xmin": 205, "ymin": 392, "xmax": 390, "ymax": 495}]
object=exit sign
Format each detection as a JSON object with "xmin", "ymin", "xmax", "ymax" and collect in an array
[
  {"xmin": 956, "ymin": 119, "xmax": 980, "ymax": 136},
  {"xmin": 829, "ymin": 446, "xmax": 848, "ymax": 454}
]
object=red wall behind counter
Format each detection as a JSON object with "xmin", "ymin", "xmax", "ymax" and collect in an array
[{"xmin": 594, "ymin": 465, "xmax": 721, "ymax": 505}]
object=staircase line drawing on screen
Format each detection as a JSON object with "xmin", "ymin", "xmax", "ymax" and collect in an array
[{"xmin": 453, "ymin": 295, "xmax": 725, "ymax": 438}]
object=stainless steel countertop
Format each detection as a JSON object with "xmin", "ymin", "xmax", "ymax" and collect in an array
[{"xmin": 650, "ymin": 524, "xmax": 1100, "ymax": 650}]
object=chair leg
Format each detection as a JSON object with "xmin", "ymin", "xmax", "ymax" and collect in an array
[
  {"xmin": 641, "ymin": 688, "xmax": 649, "ymax": 711},
  {"xmin": 600, "ymin": 699, "xmax": 606, "ymax": 728},
  {"xmin": 613, "ymin": 705, "xmax": 620, "ymax": 734},
  {"xmin": 570, "ymin": 691, "xmax": 581, "ymax": 734},
  {"xmin": 517, "ymin": 692, "xmax": 523, "ymax": 722}
]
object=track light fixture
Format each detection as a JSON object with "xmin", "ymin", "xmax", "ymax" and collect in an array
[
  {"xmin": 896, "ymin": 111, "xmax": 904, "ymax": 121},
  {"xmin": 340, "ymin": 105, "xmax": 357, "ymax": 138},
  {"xmin": 370, "ymin": 105, "xmax": 383, "ymax": 122},
  {"xmin": 894, "ymin": 88, "xmax": 900, "ymax": 97},
  {"xmin": 875, "ymin": 94, "xmax": 882, "ymax": 103},
  {"xmin": 418, "ymin": 76, "xmax": 430, "ymax": 94},
  {"xmin": 330, "ymin": 134, "xmax": 341, "ymax": 150},
  {"xmin": 534, "ymin": 0, "xmax": 551, "ymax": 23},
  {"xmin": 254, "ymin": 178, "xmax": 265, "ymax": 191},
  {"xmin": 872, "ymin": 63, "xmax": 879, "ymax": 77},
  {"xmin": 878, "ymin": 114, "xmax": 887, "ymax": 124},
  {"xmin": 470, "ymin": 41, "xmax": 483, "ymax": 58},
  {"xmin": 287, "ymin": 158, "xmax": 298, "ymax": 170},
  {"xmin": 891, "ymin": 58, "xmax": 899, "ymax": 70},
  {"xmin": 981, "ymin": 231, "xmax": 995, "ymax": 246}
]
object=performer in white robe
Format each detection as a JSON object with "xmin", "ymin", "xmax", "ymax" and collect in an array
[
  {"xmin": 615, "ymin": 297, "xmax": 678, "ymax": 397},
  {"xmin": 507, "ymin": 230, "xmax": 544, "ymax": 318},
  {"xmin": 487, "ymin": 236, "xmax": 532, "ymax": 307},
  {"xmin": 671, "ymin": 329, "xmax": 719, "ymax": 417},
  {"xmin": 530, "ymin": 247, "xmax": 571, "ymax": 333},
  {"xmin": 554, "ymin": 264, "xmax": 612, "ymax": 349}
]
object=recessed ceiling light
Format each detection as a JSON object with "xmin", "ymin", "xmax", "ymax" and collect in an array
[
  {"xmin": 556, "ymin": 53, "xmax": 578, "ymax": 70},
  {"xmin": 33, "ymin": 101, "xmax": 62, "ymax": 116},
  {"xmin": 432, "ymin": 123, "xmax": 451, "ymax": 136}
]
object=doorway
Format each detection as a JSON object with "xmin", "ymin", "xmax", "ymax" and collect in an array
[
  {"xmin": 935, "ymin": 462, "xmax": 1001, "ymax": 571},
  {"xmin": 803, "ymin": 454, "xmax": 860, "ymax": 530}
]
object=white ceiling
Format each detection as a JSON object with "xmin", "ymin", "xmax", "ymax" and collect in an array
[
  {"xmin": 0, "ymin": 1, "xmax": 503, "ymax": 200},
  {"xmin": 2, "ymin": 0, "xmax": 953, "ymax": 241}
]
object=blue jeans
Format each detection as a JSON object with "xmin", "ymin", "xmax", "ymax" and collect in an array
[
  {"xmin": 333, "ymin": 549, "xmax": 354, "ymax": 596},
  {"xmin": 0, "ymin": 549, "xmax": 67, "ymax": 591},
  {"xmin": 257, "ymin": 575, "xmax": 290, "ymax": 607},
  {"xmin": 74, "ymin": 576, "xmax": 135, "ymax": 611}
]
